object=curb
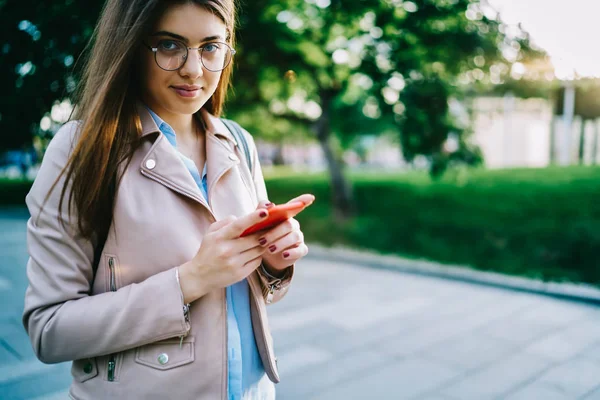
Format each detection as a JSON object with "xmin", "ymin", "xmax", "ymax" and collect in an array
[{"xmin": 305, "ymin": 243, "xmax": 600, "ymax": 306}]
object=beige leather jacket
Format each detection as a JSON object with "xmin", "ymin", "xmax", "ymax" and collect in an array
[{"xmin": 22, "ymin": 105, "xmax": 293, "ymax": 399}]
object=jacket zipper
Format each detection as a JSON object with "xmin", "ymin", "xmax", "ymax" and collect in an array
[
  {"xmin": 248, "ymin": 277, "xmax": 278, "ymax": 380},
  {"xmin": 266, "ymin": 280, "xmax": 282, "ymax": 304},
  {"xmin": 107, "ymin": 256, "xmax": 117, "ymax": 382}
]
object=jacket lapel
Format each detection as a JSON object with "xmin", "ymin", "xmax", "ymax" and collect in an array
[
  {"xmin": 139, "ymin": 134, "xmax": 206, "ymax": 205},
  {"xmin": 136, "ymin": 104, "xmax": 242, "ymax": 211}
]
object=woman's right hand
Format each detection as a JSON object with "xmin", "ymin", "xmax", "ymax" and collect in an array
[{"xmin": 178, "ymin": 208, "xmax": 271, "ymax": 303}]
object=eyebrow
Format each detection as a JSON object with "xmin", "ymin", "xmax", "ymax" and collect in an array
[{"xmin": 150, "ymin": 31, "xmax": 224, "ymax": 43}]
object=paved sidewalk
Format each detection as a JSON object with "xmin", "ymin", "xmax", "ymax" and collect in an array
[{"xmin": 1, "ymin": 208, "xmax": 599, "ymax": 399}]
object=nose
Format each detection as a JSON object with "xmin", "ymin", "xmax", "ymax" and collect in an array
[{"xmin": 179, "ymin": 49, "xmax": 204, "ymax": 80}]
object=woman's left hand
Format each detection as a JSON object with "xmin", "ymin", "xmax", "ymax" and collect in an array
[{"xmin": 258, "ymin": 194, "xmax": 315, "ymax": 274}]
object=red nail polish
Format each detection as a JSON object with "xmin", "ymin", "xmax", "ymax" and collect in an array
[
  {"xmin": 283, "ymin": 252, "xmax": 290, "ymax": 258},
  {"xmin": 259, "ymin": 211, "xmax": 267, "ymax": 218},
  {"xmin": 269, "ymin": 245, "xmax": 277, "ymax": 252},
  {"xmin": 259, "ymin": 238, "xmax": 267, "ymax": 246},
  {"xmin": 265, "ymin": 202, "xmax": 273, "ymax": 207}
]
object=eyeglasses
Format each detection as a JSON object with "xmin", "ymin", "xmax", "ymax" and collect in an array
[{"xmin": 144, "ymin": 39, "xmax": 236, "ymax": 72}]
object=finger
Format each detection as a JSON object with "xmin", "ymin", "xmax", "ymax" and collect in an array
[
  {"xmin": 222, "ymin": 208, "xmax": 269, "ymax": 239},
  {"xmin": 238, "ymin": 244, "xmax": 267, "ymax": 265},
  {"xmin": 261, "ymin": 218, "xmax": 299, "ymax": 244},
  {"xmin": 280, "ymin": 243, "xmax": 309, "ymax": 261},
  {"xmin": 230, "ymin": 232, "xmax": 269, "ymax": 254},
  {"xmin": 241, "ymin": 255, "xmax": 263, "ymax": 276},
  {"xmin": 266, "ymin": 229, "xmax": 304, "ymax": 255},
  {"xmin": 209, "ymin": 215, "xmax": 237, "ymax": 233},
  {"xmin": 256, "ymin": 199, "xmax": 275, "ymax": 209},
  {"xmin": 287, "ymin": 194, "xmax": 316, "ymax": 207}
]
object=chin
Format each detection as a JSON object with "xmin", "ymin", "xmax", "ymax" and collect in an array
[{"xmin": 170, "ymin": 98, "xmax": 207, "ymax": 115}]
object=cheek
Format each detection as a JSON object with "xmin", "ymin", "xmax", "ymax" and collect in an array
[{"xmin": 207, "ymin": 72, "xmax": 222, "ymax": 92}]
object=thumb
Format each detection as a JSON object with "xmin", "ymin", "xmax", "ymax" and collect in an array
[{"xmin": 208, "ymin": 215, "xmax": 237, "ymax": 233}]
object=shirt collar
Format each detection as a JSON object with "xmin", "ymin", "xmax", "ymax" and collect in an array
[{"xmin": 145, "ymin": 106, "xmax": 178, "ymax": 148}]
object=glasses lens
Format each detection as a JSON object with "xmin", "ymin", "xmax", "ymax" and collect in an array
[
  {"xmin": 201, "ymin": 43, "xmax": 232, "ymax": 72},
  {"xmin": 155, "ymin": 40, "xmax": 187, "ymax": 70}
]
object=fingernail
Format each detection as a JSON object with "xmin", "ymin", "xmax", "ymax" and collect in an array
[
  {"xmin": 265, "ymin": 202, "xmax": 273, "ymax": 208},
  {"xmin": 269, "ymin": 245, "xmax": 277, "ymax": 252},
  {"xmin": 283, "ymin": 252, "xmax": 290, "ymax": 258},
  {"xmin": 259, "ymin": 238, "xmax": 267, "ymax": 246},
  {"xmin": 259, "ymin": 211, "xmax": 267, "ymax": 218}
]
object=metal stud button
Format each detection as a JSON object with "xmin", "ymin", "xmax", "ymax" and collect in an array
[
  {"xmin": 83, "ymin": 362, "xmax": 93, "ymax": 374},
  {"xmin": 157, "ymin": 353, "xmax": 169, "ymax": 365},
  {"xmin": 145, "ymin": 159, "xmax": 156, "ymax": 170}
]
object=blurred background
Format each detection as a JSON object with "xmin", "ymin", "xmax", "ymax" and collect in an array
[
  {"xmin": 1, "ymin": 0, "xmax": 600, "ymax": 399},
  {"xmin": 2, "ymin": 0, "xmax": 599, "ymax": 286}
]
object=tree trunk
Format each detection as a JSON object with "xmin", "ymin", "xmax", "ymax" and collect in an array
[
  {"xmin": 593, "ymin": 119, "xmax": 599, "ymax": 165},
  {"xmin": 579, "ymin": 118, "xmax": 586, "ymax": 165},
  {"xmin": 272, "ymin": 138, "xmax": 285, "ymax": 166},
  {"xmin": 315, "ymin": 89, "xmax": 353, "ymax": 219}
]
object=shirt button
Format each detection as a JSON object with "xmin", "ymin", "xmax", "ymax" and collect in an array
[
  {"xmin": 228, "ymin": 154, "xmax": 238, "ymax": 162},
  {"xmin": 157, "ymin": 353, "xmax": 169, "ymax": 365},
  {"xmin": 145, "ymin": 159, "xmax": 156, "ymax": 170}
]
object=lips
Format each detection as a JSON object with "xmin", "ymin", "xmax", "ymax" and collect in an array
[
  {"xmin": 171, "ymin": 85, "xmax": 201, "ymax": 98},
  {"xmin": 172, "ymin": 85, "xmax": 201, "ymax": 91}
]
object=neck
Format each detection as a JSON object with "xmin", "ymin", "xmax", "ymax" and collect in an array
[
  {"xmin": 142, "ymin": 100, "xmax": 200, "ymax": 141},
  {"xmin": 163, "ymin": 113, "xmax": 197, "ymax": 142}
]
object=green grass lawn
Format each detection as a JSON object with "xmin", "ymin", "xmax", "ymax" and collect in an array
[{"xmin": 264, "ymin": 165, "xmax": 600, "ymax": 286}]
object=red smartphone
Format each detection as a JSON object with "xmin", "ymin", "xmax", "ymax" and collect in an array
[{"xmin": 240, "ymin": 201, "xmax": 307, "ymax": 237}]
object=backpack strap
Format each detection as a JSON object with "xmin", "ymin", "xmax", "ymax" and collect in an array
[{"xmin": 221, "ymin": 118, "xmax": 254, "ymax": 175}]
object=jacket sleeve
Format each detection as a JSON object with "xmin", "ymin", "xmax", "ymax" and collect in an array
[
  {"xmin": 243, "ymin": 129, "xmax": 294, "ymax": 305},
  {"xmin": 22, "ymin": 122, "xmax": 189, "ymax": 364}
]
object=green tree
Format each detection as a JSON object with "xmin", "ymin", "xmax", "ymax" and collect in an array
[
  {"xmin": 231, "ymin": 0, "xmax": 543, "ymax": 216},
  {"xmin": 2, "ymin": 0, "xmax": 544, "ymax": 217},
  {"xmin": 0, "ymin": 0, "xmax": 102, "ymax": 152}
]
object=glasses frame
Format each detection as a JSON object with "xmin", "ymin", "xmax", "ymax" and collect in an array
[{"xmin": 143, "ymin": 40, "xmax": 236, "ymax": 72}]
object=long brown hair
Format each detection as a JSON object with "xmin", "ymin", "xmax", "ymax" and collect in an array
[{"xmin": 50, "ymin": 0, "xmax": 236, "ymax": 244}]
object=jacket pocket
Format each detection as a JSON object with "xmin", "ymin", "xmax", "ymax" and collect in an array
[
  {"xmin": 134, "ymin": 336, "xmax": 195, "ymax": 371},
  {"xmin": 71, "ymin": 357, "xmax": 98, "ymax": 383}
]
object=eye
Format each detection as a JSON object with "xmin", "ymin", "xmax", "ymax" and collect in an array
[
  {"xmin": 157, "ymin": 40, "xmax": 182, "ymax": 52},
  {"xmin": 202, "ymin": 42, "xmax": 221, "ymax": 53}
]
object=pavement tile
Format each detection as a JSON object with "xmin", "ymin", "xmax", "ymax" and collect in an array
[
  {"xmin": 440, "ymin": 351, "xmax": 552, "ymax": 400},
  {"xmin": 581, "ymin": 341, "xmax": 600, "ymax": 364},
  {"xmin": 276, "ymin": 344, "xmax": 334, "ymax": 377},
  {"xmin": 502, "ymin": 381, "xmax": 575, "ymax": 400},
  {"xmin": 0, "ymin": 342, "xmax": 21, "ymax": 367},
  {"xmin": 308, "ymin": 357, "xmax": 462, "ymax": 400},
  {"xmin": 420, "ymin": 331, "xmax": 519, "ymax": 371},
  {"xmin": 580, "ymin": 385, "xmax": 600, "ymax": 400},
  {"xmin": 523, "ymin": 320, "xmax": 600, "ymax": 362},
  {"xmin": 0, "ymin": 363, "xmax": 72, "ymax": 400},
  {"xmin": 276, "ymin": 349, "xmax": 388, "ymax": 400},
  {"xmin": 533, "ymin": 357, "xmax": 600, "ymax": 399},
  {"xmin": 273, "ymin": 320, "xmax": 347, "ymax": 352}
]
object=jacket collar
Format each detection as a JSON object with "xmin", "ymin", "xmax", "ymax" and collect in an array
[
  {"xmin": 136, "ymin": 102, "xmax": 243, "ymax": 209},
  {"xmin": 136, "ymin": 102, "xmax": 236, "ymax": 144}
]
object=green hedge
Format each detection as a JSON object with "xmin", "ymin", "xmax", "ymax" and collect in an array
[
  {"xmin": 0, "ymin": 179, "xmax": 32, "ymax": 205},
  {"xmin": 3, "ymin": 166, "xmax": 599, "ymax": 285},
  {"xmin": 264, "ymin": 166, "xmax": 600, "ymax": 286}
]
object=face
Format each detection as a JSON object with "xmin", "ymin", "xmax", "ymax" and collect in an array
[{"xmin": 139, "ymin": 3, "xmax": 228, "ymax": 119}]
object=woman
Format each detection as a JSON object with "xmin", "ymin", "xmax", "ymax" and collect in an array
[{"xmin": 22, "ymin": 0, "xmax": 314, "ymax": 399}]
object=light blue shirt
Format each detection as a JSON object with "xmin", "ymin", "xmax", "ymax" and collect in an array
[{"xmin": 146, "ymin": 108, "xmax": 274, "ymax": 399}]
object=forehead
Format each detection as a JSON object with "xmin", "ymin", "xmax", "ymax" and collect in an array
[{"xmin": 154, "ymin": 3, "xmax": 227, "ymax": 42}]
